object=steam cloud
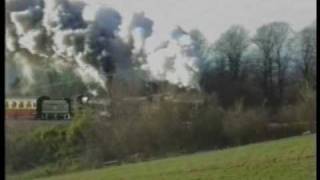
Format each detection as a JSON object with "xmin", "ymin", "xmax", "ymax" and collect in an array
[
  {"xmin": 142, "ymin": 27, "xmax": 200, "ymax": 88},
  {"xmin": 6, "ymin": 0, "xmax": 201, "ymax": 96}
]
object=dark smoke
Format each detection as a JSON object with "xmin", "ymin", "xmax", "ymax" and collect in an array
[{"xmin": 6, "ymin": 0, "xmax": 204, "ymax": 97}]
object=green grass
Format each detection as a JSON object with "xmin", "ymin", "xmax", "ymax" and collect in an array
[{"xmin": 10, "ymin": 135, "xmax": 316, "ymax": 180}]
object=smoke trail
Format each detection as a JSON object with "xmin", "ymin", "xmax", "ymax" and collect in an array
[
  {"xmin": 6, "ymin": 0, "xmax": 203, "ymax": 97},
  {"xmin": 5, "ymin": 52, "xmax": 36, "ymax": 95},
  {"xmin": 129, "ymin": 12, "xmax": 153, "ymax": 56},
  {"xmin": 6, "ymin": 0, "xmax": 124, "ymax": 95}
]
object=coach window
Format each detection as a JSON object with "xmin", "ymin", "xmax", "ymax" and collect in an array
[
  {"xmin": 6, "ymin": 101, "xmax": 9, "ymax": 109},
  {"xmin": 12, "ymin": 101, "xmax": 17, "ymax": 108},
  {"xmin": 33, "ymin": 102, "xmax": 36, "ymax": 108},
  {"xmin": 19, "ymin": 102, "xmax": 24, "ymax": 108}
]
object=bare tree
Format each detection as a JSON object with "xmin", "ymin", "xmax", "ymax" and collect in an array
[
  {"xmin": 294, "ymin": 22, "xmax": 317, "ymax": 86},
  {"xmin": 214, "ymin": 25, "xmax": 250, "ymax": 80},
  {"xmin": 190, "ymin": 29, "xmax": 209, "ymax": 61},
  {"xmin": 253, "ymin": 22, "xmax": 291, "ymax": 105}
]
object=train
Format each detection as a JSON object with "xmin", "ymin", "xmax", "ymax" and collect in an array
[{"xmin": 5, "ymin": 95, "xmax": 98, "ymax": 120}]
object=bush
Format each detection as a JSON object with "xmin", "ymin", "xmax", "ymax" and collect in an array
[
  {"xmin": 6, "ymin": 125, "xmax": 67, "ymax": 172},
  {"xmin": 192, "ymin": 100, "xmax": 225, "ymax": 149},
  {"xmin": 5, "ymin": 107, "xmax": 95, "ymax": 174},
  {"xmin": 131, "ymin": 100, "xmax": 196, "ymax": 155},
  {"xmin": 276, "ymin": 83, "xmax": 316, "ymax": 134},
  {"xmin": 223, "ymin": 99, "xmax": 268, "ymax": 145}
]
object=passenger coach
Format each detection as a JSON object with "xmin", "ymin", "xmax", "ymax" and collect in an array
[{"xmin": 5, "ymin": 97, "xmax": 37, "ymax": 120}]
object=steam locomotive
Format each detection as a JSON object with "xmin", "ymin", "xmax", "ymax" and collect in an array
[{"xmin": 5, "ymin": 95, "xmax": 99, "ymax": 120}]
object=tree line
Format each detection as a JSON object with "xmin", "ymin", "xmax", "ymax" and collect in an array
[{"xmin": 191, "ymin": 21, "xmax": 316, "ymax": 108}]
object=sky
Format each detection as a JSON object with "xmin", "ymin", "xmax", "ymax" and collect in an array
[{"xmin": 83, "ymin": 0, "xmax": 316, "ymax": 44}]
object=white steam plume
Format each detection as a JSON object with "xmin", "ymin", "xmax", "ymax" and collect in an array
[
  {"xmin": 6, "ymin": 0, "xmax": 123, "ymax": 94},
  {"xmin": 6, "ymin": 0, "xmax": 203, "ymax": 96},
  {"xmin": 142, "ymin": 26, "xmax": 200, "ymax": 88}
]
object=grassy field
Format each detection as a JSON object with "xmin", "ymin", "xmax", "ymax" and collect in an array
[{"xmin": 11, "ymin": 134, "xmax": 314, "ymax": 180}]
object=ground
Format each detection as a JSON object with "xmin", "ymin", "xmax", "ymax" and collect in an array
[{"xmin": 9, "ymin": 134, "xmax": 316, "ymax": 180}]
